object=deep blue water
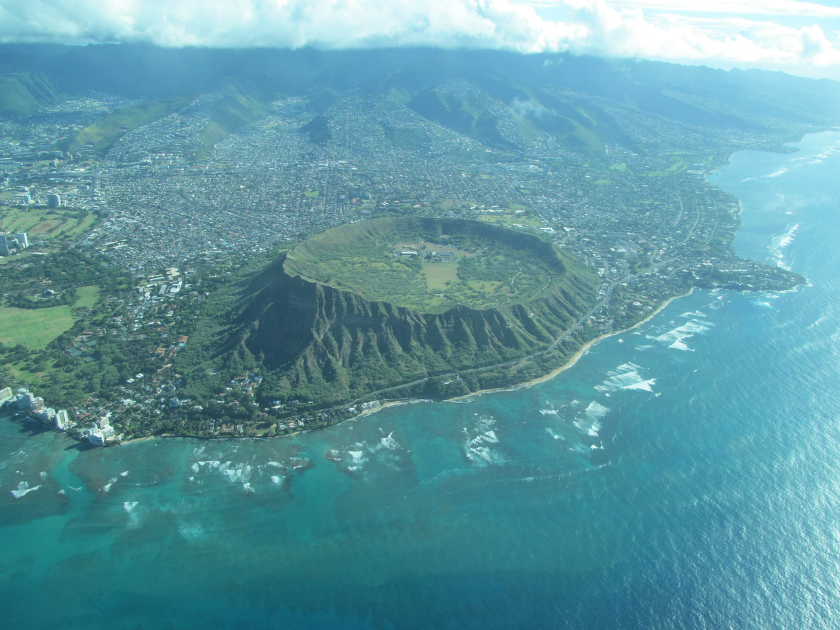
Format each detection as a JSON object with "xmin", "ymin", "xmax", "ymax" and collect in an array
[{"xmin": 2, "ymin": 131, "xmax": 840, "ymax": 630}]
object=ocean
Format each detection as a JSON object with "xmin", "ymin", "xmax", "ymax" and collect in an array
[{"xmin": 1, "ymin": 130, "xmax": 839, "ymax": 630}]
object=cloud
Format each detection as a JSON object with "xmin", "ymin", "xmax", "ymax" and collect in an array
[
  {"xmin": 511, "ymin": 96, "xmax": 554, "ymax": 118},
  {"xmin": 579, "ymin": 0, "xmax": 840, "ymax": 18},
  {"xmin": 0, "ymin": 0, "xmax": 837, "ymax": 78}
]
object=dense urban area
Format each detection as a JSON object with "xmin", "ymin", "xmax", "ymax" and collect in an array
[{"xmin": 0, "ymin": 71, "xmax": 816, "ymax": 444}]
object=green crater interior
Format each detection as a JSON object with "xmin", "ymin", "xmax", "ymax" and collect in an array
[{"xmin": 284, "ymin": 217, "xmax": 569, "ymax": 314}]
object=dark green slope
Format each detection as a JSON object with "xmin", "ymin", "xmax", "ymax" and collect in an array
[
  {"xmin": 0, "ymin": 73, "xmax": 63, "ymax": 115},
  {"xmin": 408, "ymin": 88, "xmax": 519, "ymax": 150},
  {"xmin": 196, "ymin": 85, "xmax": 272, "ymax": 158},
  {"xmin": 300, "ymin": 114, "xmax": 331, "ymax": 145},
  {"xmin": 4, "ymin": 45, "xmax": 836, "ymax": 144}
]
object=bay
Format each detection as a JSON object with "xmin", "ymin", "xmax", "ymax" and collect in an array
[{"xmin": 2, "ymin": 131, "xmax": 840, "ymax": 629}]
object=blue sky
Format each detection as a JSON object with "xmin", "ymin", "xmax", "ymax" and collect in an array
[{"xmin": 0, "ymin": 0, "xmax": 837, "ymax": 79}]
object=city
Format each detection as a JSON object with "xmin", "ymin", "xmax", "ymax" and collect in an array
[{"xmin": 0, "ymin": 74, "xmax": 818, "ymax": 443}]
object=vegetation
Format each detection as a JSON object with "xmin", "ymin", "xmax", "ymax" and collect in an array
[
  {"xmin": 381, "ymin": 123, "xmax": 430, "ymax": 149},
  {"xmin": 172, "ymin": 219, "xmax": 599, "ymax": 412},
  {"xmin": 59, "ymin": 97, "xmax": 192, "ymax": 155},
  {"xmin": 0, "ymin": 73, "xmax": 62, "ymax": 115},
  {"xmin": 408, "ymin": 88, "xmax": 518, "ymax": 150},
  {"xmin": 0, "ymin": 250, "xmax": 132, "ymax": 309},
  {"xmin": 0, "ymin": 306, "xmax": 75, "ymax": 350},
  {"xmin": 0, "ymin": 205, "xmax": 98, "ymax": 248},
  {"xmin": 301, "ymin": 114, "xmax": 331, "ymax": 145},
  {"xmin": 0, "ymin": 250, "xmax": 134, "ymax": 407},
  {"xmin": 196, "ymin": 87, "xmax": 271, "ymax": 159},
  {"xmin": 285, "ymin": 217, "xmax": 574, "ymax": 313}
]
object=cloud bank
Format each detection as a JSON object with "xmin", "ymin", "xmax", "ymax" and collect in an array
[{"xmin": 0, "ymin": 0, "xmax": 837, "ymax": 78}]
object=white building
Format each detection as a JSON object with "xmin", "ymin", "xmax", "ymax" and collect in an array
[
  {"xmin": 56, "ymin": 410, "xmax": 73, "ymax": 431},
  {"xmin": 16, "ymin": 390, "xmax": 36, "ymax": 409},
  {"xmin": 87, "ymin": 417, "xmax": 115, "ymax": 445},
  {"xmin": 35, "ymin": 407, "xmax": 56, "ymax": 424},
  {"xmin": 16, "ymin": 233, "xmax": 28, "ymax": 248}
]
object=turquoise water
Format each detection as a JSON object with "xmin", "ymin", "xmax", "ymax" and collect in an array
[{"xmin": 2, "ymin": 131, "xmax": 840, "ymax": 629}]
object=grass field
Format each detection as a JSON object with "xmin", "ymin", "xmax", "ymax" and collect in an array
[
  {"xmin": 0, "ymin": 305, "xmax": 75, "ymax": 350},
  {"xmin": 423, "ymin": 261, "xmax": 459, "ymax": 291},
  {"xmin": 0, "ymin": 205, "xmax": 96, "ymax": 245},
  {"xmin": 73, "ymin": 285, "xmax": 100, "ymax": 309}
]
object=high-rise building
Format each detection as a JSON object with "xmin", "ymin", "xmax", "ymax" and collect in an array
[
  {"xmin": 46, "ymin": 193, "xmax": 60, "ymax": 207},
  {"xmin": 16, "ymin": 233, "xmax": 28, "ymax": 248},
  {"xmin": 0, "ymin": 233, "xmax": 9, "ymax": 256}
]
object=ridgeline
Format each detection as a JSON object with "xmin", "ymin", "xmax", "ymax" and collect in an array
[{"xmin": 176, "ymin": 218, "xmax": 601, "ymax": 410}]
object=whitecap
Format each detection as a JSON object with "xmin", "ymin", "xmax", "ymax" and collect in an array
[
  {"xmin": 468, "ymin": 445, "xmax": 502, "ymax": 465},
  {"xmin": 545, "ymin": 428, "xmax": 564, "ymax": 440},
  {"xmin": 39, "ymin": 471, "xmax": 48, "ymax": 480},
  {"xmin": 123, "ymin": 501, "xmax": 138, "ymax": 513},
  {"xmin": 10, "ymin": 481, "xmax": 41, "ymax": 498},
  {"xmin": 539, "ymin": 409, "xmax": 559, "ymax": 416},
  {"xmin": 348, "ymin": 451, "xmax": 365, "ymax": 465},
  {"xmin": 808, "ymin": 316, "xmax": 828, "ymax": 329},
  {"xmin": 190, "ymin": 463, "xmax": 200, "ymax": 473},
  {"xmin": 380, "ymin": 432, "xmax": 400, "ymax": 450},
  {"xmin": 120, "ymin": 471, "xmax": 129, "ymax": 477},
  {"xmin": 243, "ymin": 483, "xmax": 255, "ymax": 493},
  {"xmin": 765, "ymin": 167, "xmax": 788, "ymax": 178},
  {"xmin": 585, "ymin": 401, "xmax": 610, "ymax": 420},
  {"xmin": 769, "ymin": 223, "xmax": 800, "ymax": 270},
  {"xmin": 656, "ymin": 319, "xmax": 709, "ymax": 351},
  {"xmin": 624, "ymin": 378, "xmax": 656, "ymax": 391},
  {"xmin": 482, "ymin": 430, "xmax": 499, "ymax": 443},
  {"xmin": 596, "ymin": 364, "xmax": 656, "ymax": 392},
  {"xmin": 270, "ymin": 476, "xmax": 283, "ymax": 485}
]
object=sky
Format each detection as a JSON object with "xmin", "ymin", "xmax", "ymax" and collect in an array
[{"xmin": 0, "ymin": 0, "xmax": 838, "ymax": 80}]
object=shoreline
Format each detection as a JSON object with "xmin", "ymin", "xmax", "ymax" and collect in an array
[
  {"xmin": 0, "ymin": 291, "xmax": 694, "ymax": 445},
  {"xmin": 447, "ymin": 288, "xmax": 694, "ymax": 402}
]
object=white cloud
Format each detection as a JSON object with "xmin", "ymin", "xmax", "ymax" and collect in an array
[
  {"xmin": 577, "ymin": 0, "xmax": 840, "ymax": 17},
  {"xmin": 0, "ymin": 0, "xmax": 837, "ymax": 78}
]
